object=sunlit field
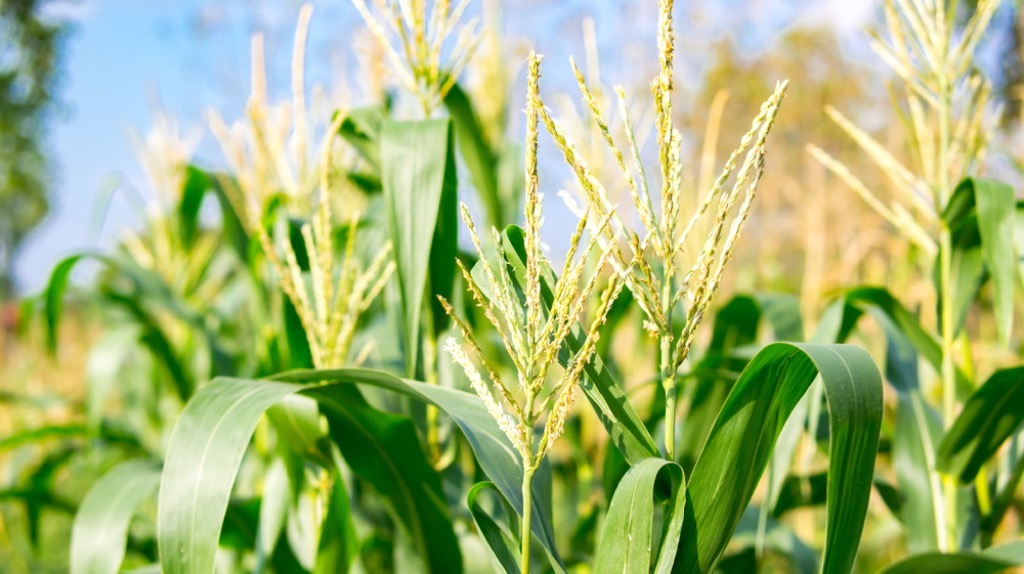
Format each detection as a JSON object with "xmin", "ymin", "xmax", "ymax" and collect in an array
[{"xmin": 4, "ymin": 0, "xmax": 1024, "ymax": 572}]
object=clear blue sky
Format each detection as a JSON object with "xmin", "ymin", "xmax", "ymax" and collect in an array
[{"xmin": 15, "ymin": 0, "xmax": 873, "ymax": 293}]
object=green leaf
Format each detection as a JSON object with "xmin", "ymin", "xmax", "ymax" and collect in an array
[
  {"xmin": 314, "ymin": 465, "xmax": 358, "ymax": 574},
  {"xmin": 498, "ymin": 225, "xmax": 660, "ymax": 464},
  {"xmin": 0, "ymin": 423, "xmax": 87, "ymax": 452},
  {"xmin": 680, "ymin": 295, "xmax": 764, "ymax": 471},
  {"xmin": 338, "ymin": 106, "xmax": 386, "ymax": 170},
  {"xmin": 468, "ymin": 481, "xmax": 521, "ymax": 574},
  {"xmin": 154, "ymin": 368, "xmax": 569, "ymax": 568},
  {"xmin": 937, "ymin": 366, "xmax": 1024, "ymax": 483},
  {"xmin": 71, "ymin": 460, "xmax": 161, "ymax": 574},
  {"xmin": 444, "ymin": 83, "xmax": 503, "ymax": 226},
  {"xmin": 816, "ymin": 286, "xmax": 973, "ymax": 396},
  {"xmin": 157, "ymin": 376, "xmax": 462, "ymax": 574},
  {"xmin": 878, "ymin": 541, "xmax": 1024, "ymax": 574},
  {"xmin": 883, "ymin": 322, "xmax": 946, "ymax": 552},
  {"xmin": 594, "ymin": 458, "xmax": 686, "ymax": 574},
  {"xmin": 178, "ymin": 166, "xmax": 212, "ymax": 248},
  {"xmin": 381, "ymin": 119, "xmax": 459, "ymax": 376},
  {"xmin": 277, "ymin": 368, "xmax": 565, "ymax": 572},
  {"xmin": 677, "ymin": 343, "xmax": 883, "ymax": 574},
  {"xmin": 942, "ymin": 178, "xmax": 1018, "ymax": 344},
  {"xmin": 85, "ymin": 327, "xmax": 139, "ymax": 431}
]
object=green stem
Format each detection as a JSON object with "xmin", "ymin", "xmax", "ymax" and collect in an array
[
  {"xmin": 520, "ymin": 389, "xmax": 538, "ymax": 574},
  {"xmin": 934, "ymin": 33, "xmax": 959, "ymax": 548},
  {"xmin": 939, "ymin": 220, "xmax": 959, "ymax": 553},
  {"xmin": 424, "ymin": 329, "xmax": 440, "ymax": 462},
  {"xmin": 661, "ymin": 332, "xmax": 677, "ymax": 460},
  {"xmin": 421, "ymin": 295, "xmax": 441, "ymax": 463},
  {"xmin": 520, "ymin": 465, "xmax": 535, "ymax": 574}
]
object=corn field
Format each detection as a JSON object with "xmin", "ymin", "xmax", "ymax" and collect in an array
[{"xmin": 5, "ymin": 0, "xmax": 1024, "ymax": 572}]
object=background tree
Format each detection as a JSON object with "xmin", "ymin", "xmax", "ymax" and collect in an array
[{"xmin": 0, "ymin": 0, "xmax": 62, "ymax": 300}]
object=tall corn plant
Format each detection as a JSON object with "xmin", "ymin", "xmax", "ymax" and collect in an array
[{"xmin": 811, "ymin": 0, "xmax": 1024, "ymax": 567}]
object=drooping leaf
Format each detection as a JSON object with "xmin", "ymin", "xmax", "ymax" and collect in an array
[
  {"xmin": 822, "ymin": 285, "xmax": 973, "ymax": 550},
  {"xmin": 157, "ymin": 376, "xmax": 462, "ymax": 574},
  {"xmin": 467, "ymin": 481, "xmax": 521, "ymax": 574},
  {"xmin": 937, "ymin": 366, "xmax": 1024, "ymax": 483},
  {"xmin": 941, "ymin": 177, "xmax": 1018, "ymax": 344},
  {"xmin": 594, "ymin": 458, "xmax": 686, "ymax": 574},
  {"xmin": 380, "ymin": 119, "xmax": 459, "ymax": 376},
  {"xmin": 676, "ymin": 343, "xmax": 883, "ymax": 574},
  {"xmin": 815, "ymin": 286, "xmax": 973, "ymax": 396},
  {"xmin": 277, "ymin": 368, "xmax": 565, "ymax": 572},
  {"xmin": 159, "ymin": 369, "xmax": 566, "ymax": 574},
  {"xmin": 70, "ymin": 460, "xmax": 161, "ymax": 574}
]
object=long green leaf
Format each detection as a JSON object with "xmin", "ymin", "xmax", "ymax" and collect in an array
[
  {"xmin": 816, "ymin": 286, "xmax": 973, "ymax": 396},
  {"xmin": 71, "ymin": 460, "xmax": 161, "ymax": 574},
  {"xmin": 677, "ymin": 343, "xmax": 883, "ymax": 574},
  {"xmin": 883, "ymin": 321, "xmax": 946, "ymax": 551},
  {"xmin": 157, "ymin": 378, "xmax": 461, "ymax": 574},
  {"xmin": 680, "ymin": 295, "xmax": 764, "ymax": 471},
  {"xmin": 594, "ymin": 458, "xmax": 686, "ymax": 574},
  {"xmin": 277, "ymin": 368, "xmax": 565, "ymax": 571},
  {"xmin": 381, "ymin": 119, "xmax": 459, "ymax": 376},
  {"xmin": 159, "ymin": 369, "xmax": 565, "ymax": 574},
  {"xmin": 942, "ymin": 177, "xmax": 1017, "ymax": 344},
  {"xmin": 937, "ymin": 366, "xmax": 1024, "ymax": 482},
  {"xmin": 468, "ymin": 481, "xmax": 521, "ymax": 574}
]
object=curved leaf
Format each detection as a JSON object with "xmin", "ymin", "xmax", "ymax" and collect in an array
[
  {"xmin": 278, "ymin": 368, "xmax": 565, "ymax": 572},
  {"xmin": 938, "ymin": 366, "xmax": 1024, "ymax": 482},
  {"xmin": 71, "ymin": 460, "xmax": 161, "ymax": 574},
  {"xmin": 159, "ymin": 369, "xmax": 566, "ymax": 574},
  {"xmin": 468, "ymin": 481, "xmax": 520, "ymax": 574},
  {"xmin": 158, "ymin": 377, "xmax": 461, "ymax": 574},
  {"xmin": 677, "ymin": 343, "xmax": 883, "ymax": 574},
  {"xmin": 594, "ymin": 458, "xmax": 686, "ymax": 574},
  {"xmin": 941, "ymin": 178, "xmax": 1017, "ymax": 344},
  {"xmin": 815, "ymin": 286, "xmax": 972, "ymax": 396}
]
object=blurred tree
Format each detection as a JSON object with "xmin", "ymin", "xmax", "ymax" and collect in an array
[
  {"xmin": 688, "ymin": 27, "xmax": 894, "ymax": 298},
  {"xmin": 0, "ymin": 0, "xmax": 62, "ymax": 300},
  {"xmin": 964, "ymin": 0, "xmax": 1023, "ymax": 125}
]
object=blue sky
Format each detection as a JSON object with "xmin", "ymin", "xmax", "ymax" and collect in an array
[{"xmin": 15, "ymin": 0, "xmax": 875, "ymax": 293}]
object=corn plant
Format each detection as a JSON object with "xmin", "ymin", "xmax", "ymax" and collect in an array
[{"xmin": 810, "ymin": 0, "xmax": 1024, "ymax": 568}]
